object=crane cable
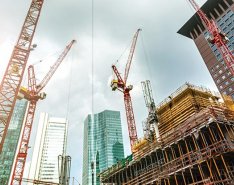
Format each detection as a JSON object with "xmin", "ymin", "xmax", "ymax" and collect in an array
[
  {"xmin": 65, "ymin": 48, "xmax": 74, "ymax": 120},
  {"xmin": 115, "ymin": 39, "xmax": 132, "ymax": 65},
  {"xmin": 140, "ymin": 33, "xmax": 152, "ymax": 80},
  {"xmin": 21, "ymin": 48, "xmax": 65, "ymax": 87},
  {"xmin": 64, "ymin": 44, "xmax": 75, "ymax": 158},
  {"xmin": 112, "ymin": 31, "xmax": 138, "ymax": 82},
  {"xmin": 185, "ymin": 0, "xmax": 204, "ymax": 26},
  {"xmin": 92, "ymin": 0, "xmax": 94, "ymax": 117},
  {"xmin": 32, "ymin": 50, "xmax": 62, "ymax": 66},
  {"xmin": 139, "ymin": 32, "xmax": 157, "ymax": 98}
]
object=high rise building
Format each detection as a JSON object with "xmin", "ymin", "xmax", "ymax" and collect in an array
[
  {"xmin": 99, "ymin": 83, "xmax": 234, "ymax": 184},
  {"xmin": 82, "ymin": 110, "xmax": 125, "ymax": 185},
  {"xmin": 178, "ymin": 0, "xmax": 234, "ymax": 98},
  {"xmin": 28, "ymin": 112, "xmax": 68, "ymax": 183},
  {"xmin": 0, "ymin": 99, "xmax": 28, "ymax": 185}
]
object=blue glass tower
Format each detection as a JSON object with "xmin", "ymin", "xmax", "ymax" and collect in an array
[
  {"xmin": 82, "ymin": 110, "xmax": 124, "ymax": 185},
  {"xmin": 0, "ymin": 99, "xmax": 28, "ymax": 184}
]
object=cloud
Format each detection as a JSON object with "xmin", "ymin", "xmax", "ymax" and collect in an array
[{"xmin": 0, "ymin": 0, "xmax": 219, "ymax": 183}]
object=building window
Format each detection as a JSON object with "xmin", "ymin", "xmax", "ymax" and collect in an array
[
  {"xmin": 217, "ymin": 54, "xmax": 222, "ymax": 61},
  {"xmin": 232, "ymin": 94, "xmax": 234, "ymax": 99}
]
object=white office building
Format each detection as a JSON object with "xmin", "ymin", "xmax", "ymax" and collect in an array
[{"xmin": 28, "ymin": 112, "xmax": 68, "ymax": 183}]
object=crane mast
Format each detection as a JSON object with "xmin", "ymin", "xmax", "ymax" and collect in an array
[
  {"xmin": 10, "ymin": 67, "xmax": 38, "ymax": 185},
  {"xmin": 111, "ymin": 29, "xmax": 141, "ymax": 152},
  {"xmin": 10, "ymin": 40, "xmax": 75, "ymax": 185},
  {"xmin": 188, "ymin": 0, "xmax": 234, "ymax": 75},
  {"xmin": 124, "ymin": 89, "xmax": 137, "ymax": 148},
  {"xmin": 141, "ymin": 80, "xmax": 160, "ymax": 142},
  {"xmin": 0, "ymin": 0, "xmax": 44, "ymax": 153}
]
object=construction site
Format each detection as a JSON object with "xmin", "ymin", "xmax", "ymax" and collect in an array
[
  {"xmin": 100, "ymin": 0, "xmax": 234, "ymax": 184},
  {"xmin": 0, "ymin": 0, "xmax": 234, "ymax": 184},
  {"xmin": 100, "ymin": 83, "xmax": 234, "ymax": 184}
]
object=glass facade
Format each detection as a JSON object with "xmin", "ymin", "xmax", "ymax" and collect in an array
[
  {"xmin": 0, "ymin": 99, "xmax": 28, "ymax": 185},
  {"xmin": 28, "ymin": 113, "xmax": 68, "ymax": 183},
  {"xmin": 82, "ymin": 110, "xmax": 124, "ymax": 185},
  {"xmin": 178, "ymin": 0, "xmax": 234, "ymax": 100},
  {"xmin": 205, "ymin": 9, "xmax": 234, "ymax": 98}
]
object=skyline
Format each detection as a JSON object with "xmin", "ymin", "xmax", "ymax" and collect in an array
[{"xmin": 0, "ymin": 0, "xmax": 219, "ymax": 183}]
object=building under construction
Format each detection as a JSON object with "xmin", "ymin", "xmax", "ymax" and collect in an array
[{"xmin": 100, "ymin": 83, "xmax": 234, "ymax": 184}]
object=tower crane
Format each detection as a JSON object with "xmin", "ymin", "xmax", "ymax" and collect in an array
[
  {"xmin": 111, "ymin": 29, "xmax": 141, "ymax": 152},
  {"xmin": 10, "ymin": 40, "xmax": 76, "ymax": 185},
  {"xmin": 188, "ymin": 0, "xmax": 234, "ymax": 75},
  {"xmin": 141, "ymin": 80, "xmax": 160, "ymax": 142},
  {"xmin": 0, "ymin": 0, "xmax": 44, "ymax": 153}
]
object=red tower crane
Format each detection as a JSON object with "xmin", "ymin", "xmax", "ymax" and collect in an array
[
  {"xmin": 0, "ymin": 0, "xmax": 44, "ymax": 153},
  {"xmin": 111, "ymin": 29, "xmax": 141, "ymax": 152},
  {"xmin": 10, "ymin": 40, "xmax": 76, "ymax": 185},
  {"xmin": 188, "ymin": 0, "xmax": 234, "ymax": 75}
]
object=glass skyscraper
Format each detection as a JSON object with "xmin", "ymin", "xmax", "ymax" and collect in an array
[
  {"xmin": 28, "ymin": 112, "xmax": 68, "ymax": 183},
  {"xmin": 0, "ymin": 99, "xmax": 28, "ymax": 185},
  {"xmin": 178, "ymin": 0, "xmax": 234, "ymax": 99},
  {"xmin": 82, "ymin": 110, "xmax": 125, "ymax": 185}
]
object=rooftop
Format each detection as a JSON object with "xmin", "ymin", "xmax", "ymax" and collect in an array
[
  {"xmin": 177, "ymin": 0, "xmax": 233, "ymax": 39},
  {"xmin": 156, "ymin": 82, "xmax": 220, "ymax": 110}
]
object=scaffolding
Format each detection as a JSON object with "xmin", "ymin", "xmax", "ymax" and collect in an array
[
  {"xmin": 156, "ymin": 83, "xmax": 220, "ymax": 137},
  {"xmin": 132, "ymin": 83, "xmax": 222, "ymax": 159},
  {"xmin": 100, "ymin": 84, "xmax": 234, "ymax": 185}
]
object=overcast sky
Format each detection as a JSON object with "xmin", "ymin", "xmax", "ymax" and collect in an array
[{"xmin": 0, "ymin": 0, "xmax": 219, "ymax": 184}]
